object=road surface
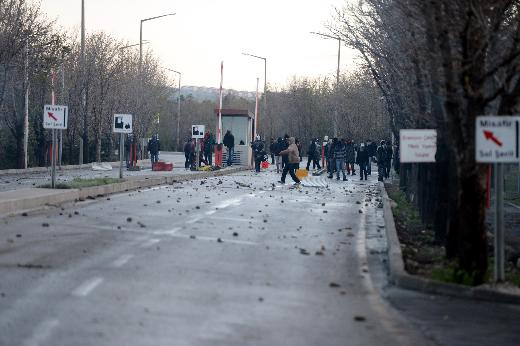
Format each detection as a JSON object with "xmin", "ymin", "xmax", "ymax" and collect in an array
[{"xmin": 0, "ymin": 168, "xmax": 474, "ymax": 345}]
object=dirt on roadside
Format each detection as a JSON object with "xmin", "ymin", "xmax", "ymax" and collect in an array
[{"xmin": 386, "ymin": 182, "xmax": 520, "ymax": 287}]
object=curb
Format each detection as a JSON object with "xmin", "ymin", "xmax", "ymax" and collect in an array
[
  {"xmin": 380, "ymin": 182, "xmax": 520, "ymax": 305},
  {"xmin": 0, "ymin": 167, "xmax": 248, "ymax": 218}
]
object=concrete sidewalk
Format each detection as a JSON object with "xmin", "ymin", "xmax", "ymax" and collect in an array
[{"xmin": 0, "ymin": 152, "xmax": 190, "ymax": 193}]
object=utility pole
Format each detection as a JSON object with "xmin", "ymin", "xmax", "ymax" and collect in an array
[
  {"xmin": 310, "ymin": 32, "xmax": 342, "ymax": 138},
  {"xmin": 176, "ymin": 72, "xmax": 181, "ymax": 151},
  {"xmin": 162, "ymin": 68, "xmax": 181, "ymax": 151},
  {"xmin": 242, "ymin": 52, "xmax": 267, "ymax": 135},
  {"xmin": 80, "ymin": 0, "xmax": 86, "ymax": 164},
  {"xmin": 24, "ymin": 41, "xmax": 29, "ymax": 169},
  {"xmin": 59, "ymin": 48, "xmax": 67, "ymax": 168}
]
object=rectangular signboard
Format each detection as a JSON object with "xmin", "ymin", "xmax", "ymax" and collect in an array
[
  {"xmin": 475, "ymin": 116, "xmax": 519, "ymax": 163},
  {"xmin": 192, "ymin": 125, "xmax": 205, "ymax": 139},
  {"xmin": 113, "ymin": 114, "xmax": 133, "ymax": 134},
  {"xmin": 43, "ymin": 105, "xmax": 68, "ymax": 129},
  {"xmin": 400, "ymin": 129, "xmax": 437, "ymax": 163}
]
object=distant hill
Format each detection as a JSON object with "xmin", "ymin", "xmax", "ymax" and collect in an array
[{"xmin": 168, "ymin": 86, "xmax": 257, "ymax": 102}]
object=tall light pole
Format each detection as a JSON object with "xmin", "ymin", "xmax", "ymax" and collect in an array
[
  {"xmin": 310, "ymin": 32, "xmax": 341, "ymax": 138},
  {"xmin": 164, "ymin": 68, "xmax": 182, "ymax": 151},
  {"xmin": 80, "ymin": 0, "xmax": 86, "ymax": 164},
  {"xmin": 23, "ymin": 41, "xmax": 29, "ymax": 169},
  {"xmin": 139, "ymin": 13, "xmax": 176, "ymax": 74},
  {"xmin": 242, "ymin": 52, "xmax": 267, "ymax": 136}
]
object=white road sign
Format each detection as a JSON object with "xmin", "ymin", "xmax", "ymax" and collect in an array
[
  {"xmin": 113, "ymin": 114, "xmax": 133, "ymax": 134},
  {"xmin": 476, "ymin": 116, "xmax": 519, "ymax": 163},
  {"xmin": 192, "ymin": 125, "xmax": 205, "ymax": 139},
  {"xmin": 43, "ymin": 105, "xmax": 68, "ymax": 129},
  {"xmin": 400, "ymin": 129, "xmax": 437, "ymax": 163}
]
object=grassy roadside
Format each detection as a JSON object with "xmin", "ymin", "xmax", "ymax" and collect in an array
[
  {"xmin": 39, "ymin": 177, "xmax": 122, "ymax": 189},
  {"xmin": 386, "ymin": 181, "xmax": 520, "ymax": 287}
]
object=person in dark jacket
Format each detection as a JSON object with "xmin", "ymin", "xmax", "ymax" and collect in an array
[
  {"xmin": 269, "ymin": 138, "xmax": 276, "ymax": 164},
  {"xmin": 274, "ymin": 137, "xmax": 283, "ymax": 173},
  {"xmin": 376, "ymin": 140, "xmax": 387, "ymax": 181},
  {"xmin": 357, "ymin": 143, "xmax": 369, "ymax": 180},
  {"xmin": 251, "ymin": 135, "xmax": 265, "ymax": 173},
  {"xmin": 183, "ymin": 138, "xmax": 195, "ymax": 170},
  {"xmin": 223, "ymin": 130, "xmax": 234, "ymax": 166},
  {"xmin": 148, "ymin": 135, "xmax": 160, "ymax": 166},
  {"xmin": 306, "ymin": 140, "xmax": 316, "ymax": 170},
  {"xmin": 366, "ymin": 140, "xmax": 376, "ymax": 175},
  {"xmin": 333, "ymin": 138, "xmax": 347, "ymax": 181},
  {"xmin": 345, "ymin": 139, "xmax": 356, "ymax": 175},
  {"xmin": 203, "ymin": 131, "xmax": 215, "ymax": 166},
  {"xmin": 312, "ymin": 138, "xmax": 322, "ymax": 169},
  {"xmin": 384, "ymin": 142, "xmax": 393, "ymax": 179},
  {"xmin": 326, "ymin": 138, "xmax": 336, "ymax": 178}
]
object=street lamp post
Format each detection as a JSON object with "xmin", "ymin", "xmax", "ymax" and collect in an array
[
  {"xmin": 80, "ymin": 0, "xmax": 86, "ymax": 164},
  {"xmin": 139, "ymin": 13, "xmax": 176, "ymax": 74},
  {"xmin": 310, "ymin": 32, "xmax": 341, "ymax": 138},
  {"xmin": 242, "ymin": 52, "xmax": 267, "ymax": 136},
  {"xmin": 164, "ymin": 68, "xmax": 182, "ymax": 151},
  {"xmin": 137, "ymin": 13, "xmax": 175, "ymax": 162}
]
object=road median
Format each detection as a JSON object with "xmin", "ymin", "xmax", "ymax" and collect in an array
[{"xmin": 0, "ymin": 167, "xmax": 248, "ymax": 218}]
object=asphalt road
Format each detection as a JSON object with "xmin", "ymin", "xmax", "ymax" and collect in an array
[{"xmin": 0, "ymin": 167, "xmax": 431, "ymax": 346}]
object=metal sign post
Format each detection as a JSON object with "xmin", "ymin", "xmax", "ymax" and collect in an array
[
  {"xmin": 113, "ymin": 114, "xmax": 133, "ymax": 178},
  {"xmin": 192, "ymin": 125, "xmax": 205, "ymax": 170},
  {"xmin": 476, "ymin": 116, "xmax": 520, "ymax": 282},
  {"xmin": 43, "ymin": 105, "xmax": 68, "ymax": 189},
  {"xmin": 119, "ymin": 133, "xmax": 124, "ymax": 179},
  {"xmin": 495, "ymin": 163, "xmax": 505, "ymax": 281},
  {"xmin": 52, "ymin": 129, "xmax": 56, "ymax": 188},
  {"xmin": 195, "ymin": 139, "xmax": 200, "ymax": 168}
]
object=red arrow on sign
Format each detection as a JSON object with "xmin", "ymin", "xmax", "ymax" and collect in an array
[
  {"xmin": 483, "ymin": 130, "xmax": 503, "ymax": 147},
  {"xmin": 47, "ymin": 112, "xmax": 58, "ymax": 121}
]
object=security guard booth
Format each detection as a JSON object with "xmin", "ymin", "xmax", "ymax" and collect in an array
[{"xmin": 215, "ymin": 109, "xmax": 254, "ymax": 166}]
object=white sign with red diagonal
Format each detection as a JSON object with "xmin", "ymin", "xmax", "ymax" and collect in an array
[
  {"xmin": 43, "ymin": 105, "xmax": 68, "ymax": 129},
  {"xmin": 476, "ymin": 116, "xmax": 519, "ymax": 163}
]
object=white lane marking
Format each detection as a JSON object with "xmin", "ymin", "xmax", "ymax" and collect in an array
[
  {"xmin": 110, "ymin": 254, "xmax": 134, "ymax": 268},
  {"xmin": 214, "ymin": 197, "xmax": 243, "ymax": 209},
  {"xmin": 23, "ymin": 319, "xmax": 59, "ymax": 346},
  {"xmin": 209, "ymin": 216, "xmax": 250, "ymax": 223},
  {"xmin": 172, "ymin": 233, "xmax": 257, "ymax": 246},
  {"xmin": 140, "ymin": 238, "xmax": 161, "ymax": 248},
  {"xmin": 205, "ymin": 210, "xmax": 216, "ymax": 216},
  {"xmin": 139, "ymin": 186, "xmax": 170, "ymax": 193},
  {"xmin": 186, "ymin": 215, "xmax": 204, "ymax": 224},
  {"xmin": 152, "ymin": 227, "xmax": 181, "ymax": 236},
  {"xmin": 72, "ymin": 277, "xmax": 104, "ymax": 297},
  {"xmin": 258, "ymin": 191, "xmax": 266, "ymax": 194}
]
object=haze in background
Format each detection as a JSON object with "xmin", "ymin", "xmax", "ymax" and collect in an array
[{"xmin": 40, "ymin": 0, "xmax": 358, "ymax": 91}]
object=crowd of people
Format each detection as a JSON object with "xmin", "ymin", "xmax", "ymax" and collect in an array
[
  {"xmin": 264, "ymin": 135, "xmax": 395, "ymax": 184},
  {"xmin": 182, "ymin": 131, "xmax": 217, "ymax": 170},
  {"xmin": 167, "ymin": 129, "xmax": 395, "ymax": 184}
]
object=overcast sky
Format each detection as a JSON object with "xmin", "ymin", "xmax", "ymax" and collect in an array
[{"xmin": 39, "ymin": 0, "xmax": 358, "ymax": 91}]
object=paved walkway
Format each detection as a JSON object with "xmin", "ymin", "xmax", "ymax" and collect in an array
[{"xmin": 0, "ymin": 152, "xmax": 192, "ymax": 192}]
